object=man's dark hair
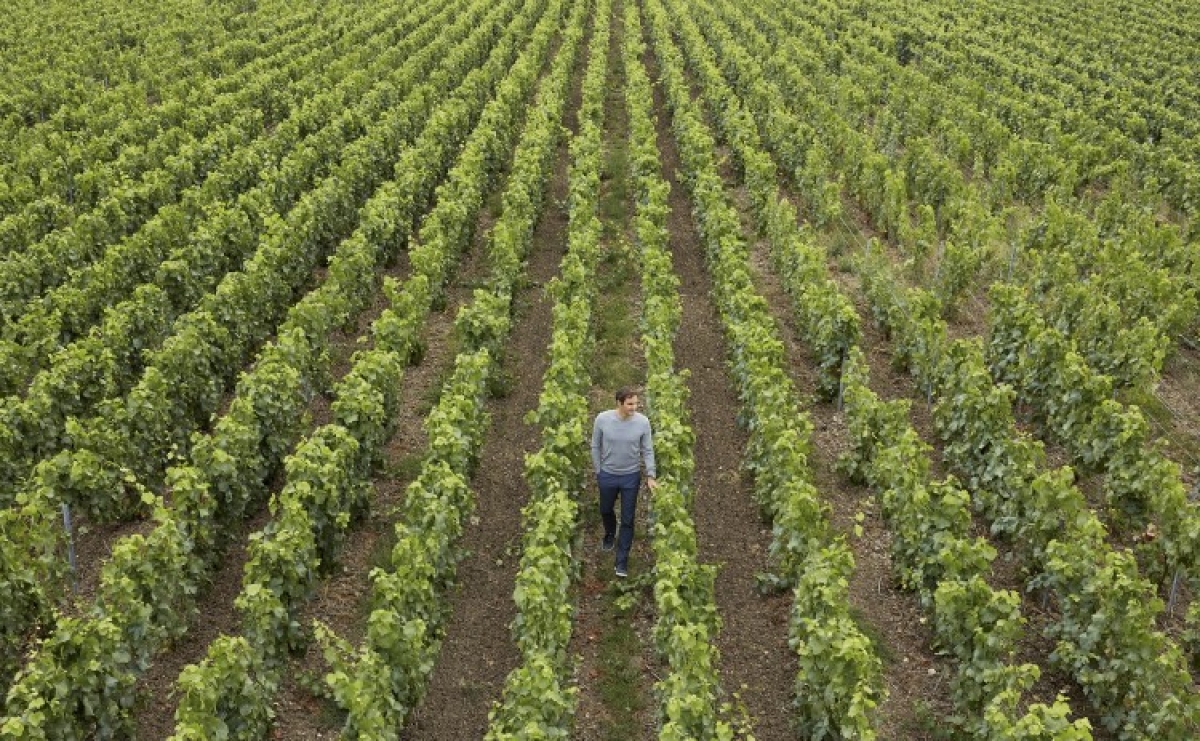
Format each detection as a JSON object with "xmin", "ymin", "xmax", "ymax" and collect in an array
[{"xmin": 615, "ymin": 386, "xmax": 640, "ymax": 403}]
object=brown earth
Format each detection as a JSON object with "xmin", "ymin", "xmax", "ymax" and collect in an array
[
  {"xmin": 400, "ymin": 31, "xmax": 583, "ymax": 738},
  {"xmin": 642, "ymin": 34, "xmax": 797, "ymax": 741}
]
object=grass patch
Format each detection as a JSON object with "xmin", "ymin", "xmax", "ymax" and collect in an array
[
  {"xmin": 366, "ymin": 521, "xmax": 401, "ymax": 575},
  {"xmin": 293, "ymin": 670, "xmax": 348, "ymax": 732},
  {"xmin": 848, "ymin": 605, "xmax": 898, "ymax": 667},
  {"xmin": 1121, "ymin": 384, "xmax": 1200, "ymax": 466},
  {"xmin": 593, "ymin": 236, "xmax": 640, "ymax": 391},
  {"xmin": 894, "ymin": 698, "xmax": 953, "ymax": 740},
  {"xmin": 597, "ymin": 574, "xmax": 650, "ymax": 741},
  {"xmin": 417, "ymin": 356, "xmax": 459, "ymax": 416},
  {"xmin": 486, "ymin": 182, "xmax": 505, "ymax": 219},
  {"xmin": 599, "ymin": 622, "xmax": 643, "ymax": 741},
  {"xmin": 600, "ymin": 139, "xmax": 630, "ymax": 230},
  {"xmin": 385, "ymin": 451, "xmax": 426, "ymax": 484},
  {"xmin": 592, "ymin": 3, "xmax": 637, "ymax": 394},
  {"xmin": 487, "ymin": 363, "xmax": 515, "ymax": 399}
]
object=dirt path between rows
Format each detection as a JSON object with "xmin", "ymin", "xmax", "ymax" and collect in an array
[
  {"xmin": 400, "ymin": 40, "xmax": 583, "ymax": 740},
  {"xmin": 642, "ymin": 34, "xmax": 795, "ymax": 741}
]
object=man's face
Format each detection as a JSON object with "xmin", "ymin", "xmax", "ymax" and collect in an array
[{"xmin": 618, "ymin": 395, "xmax": 639, "ymax": 417}]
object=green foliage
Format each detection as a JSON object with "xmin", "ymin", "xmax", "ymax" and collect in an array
[
  {"xmin": 169, "ymin": 637, "xmax": 276, "ymax": 741},
  {"xmin": 861, "ymin": 251, "xmax": 1196, "ymax": 736},
  {"xmin": 643, "ymin": 0, "xmax": 887, "ymax": 734},
  {"xmin": 841, "ymin": 330, "xmax": 1092, "ymax": 740},
  {"xmin": 0, "ymin": 0, "xmax": 562, "ymax": 735},
  {"xmin": 308, "ymin": 3, "xmax": 589, "ymax": 738}
]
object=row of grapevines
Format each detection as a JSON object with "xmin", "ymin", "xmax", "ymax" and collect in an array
[
  {"xmin": 726, "ymin": 0, "xmax": 1198, "ymax": 548},
  {"xmin": 0, "ymin": 0, "xmax": 316, "ymax": 212},
  {"xmin": 874, "ymin": 0, "xmax": 1200, "ymax": 215},
  {"xmin": 1016, "ymin": 216, "xmax": 1186, "ymax": 391},
  {"xmin": 0, "ymin": 0, "xmax": 372, "ymax": 259},
  {"xmin": 713, "ymin": 0, "xmax": 1197, "ymax": 358},
  {"xmin": 0, "ymin": 0, "xmax": 463, "ymax": 492},
  {"xmin": 840, "ymin": 349, "xmax": 1090, "ymax": 739},
  {"xmin": 485, "ymin": 0, "xmax": 605, "ymax": 733},
  {"xmin": 0, "ymin": 0, "xmax": 291, "ymax": 130},
  {"xmin": 751, "ymin": 0, "xmax": 1199, "ymax": 339},
  {"xmin": 857, "ymin": 251, "xmax": 1200, "ymax": 739},
  {"xmin": 0, "ymin": 0, "xmax": 559, "ymax": 735},
  {"xmin": 680, "ymin": 0, "xmax": 1086, "ymax": 729},
  {"xmin": 312, "ymin": 357, "xmax": 485, "ymax": 740},
  {"xmin": 659, "ymin": 7, "xmax": 1088, "ymax": 734},
  {"xmin": 718, "ymin": 0, "xmax": 1200, "ymax": 604},
  {"xmin": 620, "ymin": 5, "xmax": 733, "ymax": 737},
  {"xmin": 702, "ymin": 0, "xmax": 1196, "ymax": 510},
  {"xmin": 0, "ymin": 0, "xmax": 533, "ymax": 704},
  {"xmin": 987, "ymin": 281, "xmax": 1190, "ymax": 528},
  {"xmin": 753, "ymin": 0, "xmax": 1196, "ymax": 627},
  {"xmin": 641, "ymin": 1, "xmax": 886, "ymax": 737},
  {"xmin": 312, "ymin": 6, "xmax": 589, "ymax": 736}
]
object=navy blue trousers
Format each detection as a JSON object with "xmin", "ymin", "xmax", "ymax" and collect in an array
[{"xmin": 597, "ymin": 470, "xmax": 641, "ymax": 569}]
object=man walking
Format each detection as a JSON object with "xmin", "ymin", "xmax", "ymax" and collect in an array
[{"xmin": 591, "ymin": 387, "xmax": 657, "ymax": 577}]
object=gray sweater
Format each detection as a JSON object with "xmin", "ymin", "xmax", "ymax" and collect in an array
[{"xmin": 591, "ymin": 410, "xmax": 656, "ymax": 478}]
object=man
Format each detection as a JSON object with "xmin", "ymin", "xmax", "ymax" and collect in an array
[{"xmin": 591, "ymin": 386, "xmax": 657, "ymax": 577}]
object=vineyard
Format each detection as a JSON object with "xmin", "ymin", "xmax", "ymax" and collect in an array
[{"xmin": 1, "ymin": 0, "xmax": 1198, "ymax": 738}]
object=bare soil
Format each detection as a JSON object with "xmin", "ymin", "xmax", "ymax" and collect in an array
[
  {"xmin": 643, "ymin": 40, "xmax": 796, "ymax": 741},
  {"xmin": 400, "ymin": 43, "xmax": 581, "ymax": 738}
]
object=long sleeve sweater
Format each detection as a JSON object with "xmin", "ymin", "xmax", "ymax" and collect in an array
[{"xmin": 591, "ymin": 410, "xmax": 656, "ymax": 478}]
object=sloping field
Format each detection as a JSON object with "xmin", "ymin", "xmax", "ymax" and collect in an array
[{"xmin": 1, "ymin": 0, "xmax": 1198, "ymax": 739}]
